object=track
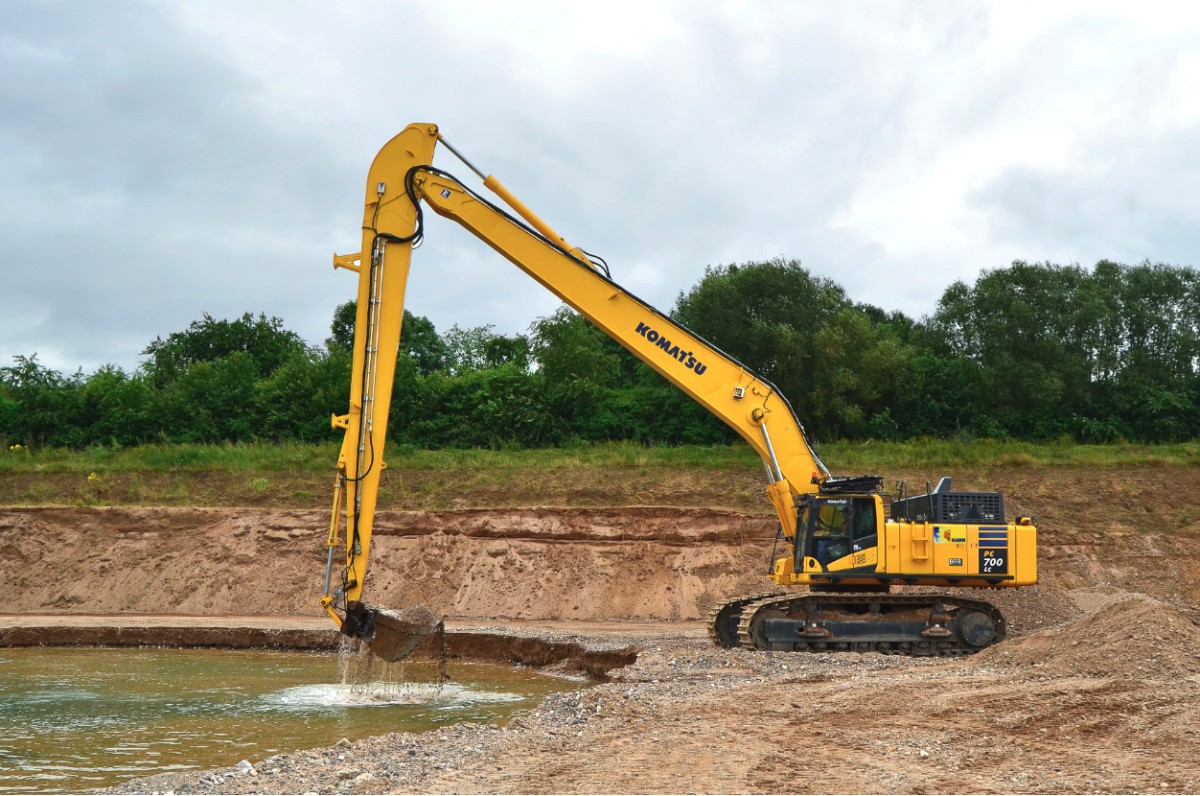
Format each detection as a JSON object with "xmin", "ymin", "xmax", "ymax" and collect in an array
[
  {"xmin": 713, "ymin": 592, "xmax": 1008, "ymax": 655},
  {"xmin": 706, "ymin": 592, "xmax": 782, "ymax": 648}
]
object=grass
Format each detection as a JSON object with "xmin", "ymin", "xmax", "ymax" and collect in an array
[
  {"xmin": 0, "ymin": 441, "xmax": 339, "ymax": 474},
  {"xmin": 823, "ymin": 438, "xmax": 1200, "ymax": 470},
  {"xmin": 3, "ymin": 438, "xmax": 1199, "ymax": 475},
  {"xmin": 2, "ymin": 439, "xmax": 1198, "ymax": 509}
]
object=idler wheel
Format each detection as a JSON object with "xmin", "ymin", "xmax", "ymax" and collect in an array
[
  {"xmin": 711, "ymin": 602, "xmax": 744, "ymax": 648},
  {"xmin": 745, "ymin": 606, "xmax": 787, "ymax": 650}
]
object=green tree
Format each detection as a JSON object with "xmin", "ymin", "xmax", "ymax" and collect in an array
[
  {"xmin": 925, "ymin": 259, "xmax": 1200, "ymax": 440},
  {"xmin": 483, "ymin": 334, "xmax": 532, "ymax": 371},
  {"xmin": 256, "ymin": 347, "xmax": 352, "ymax": 441},
  {"xmin": 401, "ymin": 311, "xmax": 449, "ymax": 374},
  {"xmin": 0, "ymin": 355, "xmax": 83, "ymax": 447},
  {"xmin": 0, "ymin": 386, "xmax": 16, "ymax": 446},
  {"xmin": 1097, "ymin": 261, "xmax": 1200, "ymax": 440},
  {"xmin": 77, "ymin": 365, "xmax": 154, "ymax": 446},
  {"xmin": 530, "ymin": 308, "xmax": 620, "ymax": 383},
  {"xmin": 926, "ymin": 262, "xmax": 1101, "ymax": 436},
  {"xmin": 326, "ymin": 301, "xmax": 357, "ymax": 353},
  {"xmin": 529, "ymin": 307, "xmax": 620, "ymax": 435},
  {"xmin": 329, "ymin": 301, "xmax": 449, "ymax": 375},
  {"xmin": 673, "ymin": 258, "xmax": 855, "ymax": 436},
  {"xmin": 440, "ymin": 324, "xmax": 498, "ymax": 375},
  {"xmin": 887, "ymin": 351, "xmax": 989, "ymax": 438},
  {"xmin": 143, "ymin": 312, "xmax": 305, "ymax": 385},
  {"xmin": 402, "ymin": 365, "xmax": 557, "ymax": 447},
  {"xmin": 525, "ymin": 306, "xmax": 730, "ymax": 444},
  {"xmin": 1113, "ymin": 262, "xmax": 1200, "ymax": 383},
  {"xmin": 151, "ymin": 352, "xmax": 260, "ymax": 442},
  {"xmin": 808, "ymin": 308, "xmax": 914, "ymax": 439}
]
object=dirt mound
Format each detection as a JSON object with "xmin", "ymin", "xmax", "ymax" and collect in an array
[{"xmin": 978, "ymin": 593, "xmax": 1200, "ymax": 679}]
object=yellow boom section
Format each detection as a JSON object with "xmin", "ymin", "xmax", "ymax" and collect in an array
[
  {"xmin": 321, "ymin": 123, "xmax": 829, "ymax": 626},
  {"xmin": 321, "ymin": 124, "xmax": 436, "ymax": 621}
]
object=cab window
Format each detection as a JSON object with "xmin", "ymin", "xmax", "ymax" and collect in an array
[
  {"xmin": 807, "ymin": 497, "xmax": 877, "ymax": 564},
  {"xmin": 810, "ymin": 499, "xmax": 850, "ymax": 564},
  {"xmin": 850, "ymin": 498, "xmax": 877, "ymax": 551}
]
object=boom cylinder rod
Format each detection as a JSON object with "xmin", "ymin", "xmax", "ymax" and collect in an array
[
  {"xmin": 323, "ymin": 474, "xmax": 345, "ymax": 603},
  {"xmin": 434, "ymin": 135, "xmax": 588, "ymax": 265},
  {"xmin": 760, "ymin": 422, "xmax": 784, "ymax": 483},
  {"xmin": 323, "ymin": 546, "xmax": 335, "ymax": 598},
  {"xmin": 437, "ymin": 134, "xmax": 487, "ymax": 181},
  {"xmin": 481, "ymin": 174, "xmax": 588, "ymax": 262}
]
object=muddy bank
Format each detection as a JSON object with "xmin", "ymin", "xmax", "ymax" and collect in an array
[
  {"xmin": 7, "ymin": 466, "xmax": 1200, "ymax": 629},
  {"xmin": 7, "ymin": 462, "xmax": 1200, "ymax": 794},
  {"xmin": 0, "ymin": 616, "xmax": 639, "ymax": 677},
  {"xmin": 0, "ymin": 622, "xmax": 337, "ymax": 651}
]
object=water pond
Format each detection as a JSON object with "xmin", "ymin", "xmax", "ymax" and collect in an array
[{"xmin": 0, "ymin": 646, "xmax": 580, "ymax": 793}]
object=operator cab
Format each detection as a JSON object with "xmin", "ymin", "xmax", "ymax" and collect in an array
[{"xmin": 798, "ymin": 494, "xmax": 879, "ymax": 567}]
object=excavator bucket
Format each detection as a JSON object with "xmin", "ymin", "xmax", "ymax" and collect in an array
[
  {"xmin": 368, "ymin": 607, "xmax": 441, "ymax": 662},
  {"xmin": 341, "ymin": 602, "xmax": 441, "ymax": 663}
]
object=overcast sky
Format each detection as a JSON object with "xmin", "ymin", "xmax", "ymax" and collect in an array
[{"xmin": 2, "ymin": 0, "xmax": 1198, "ymax": 374}]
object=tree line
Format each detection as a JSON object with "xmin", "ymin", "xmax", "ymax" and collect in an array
[{"xmin": 2, "ymin": 258, "xmax": 1198, "ymax": 449}]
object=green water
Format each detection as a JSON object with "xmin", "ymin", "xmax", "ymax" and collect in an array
[{"xmin": 0, "ymin": 647, "xmax": 579, "ymax": 794}]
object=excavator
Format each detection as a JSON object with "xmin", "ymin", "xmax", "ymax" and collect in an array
[{"xmin": 319, "ymin": 123, "xmax": 1038, "ymax": 661}]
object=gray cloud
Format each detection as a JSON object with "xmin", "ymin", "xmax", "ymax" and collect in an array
[
  {"xmin": 1, "ymin": 1, "xmax": 350, "ymax": 372},
  {"xmin": 1, "ymin": 0, "xmax": 1197, "ymax": 375},
  {"xmin": 972, "ymin": 121, "xmax": 1200, "ymax": 268}
]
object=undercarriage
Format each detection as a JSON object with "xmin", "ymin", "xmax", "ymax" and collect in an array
[{"xmin": 709, "ymin": 591, "xmax": 1006, "ymax": 656}]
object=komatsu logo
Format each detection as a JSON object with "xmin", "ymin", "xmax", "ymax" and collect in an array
[{"xmin": 634, "ymin": 322, "xmax": 708, "ymax": 375}]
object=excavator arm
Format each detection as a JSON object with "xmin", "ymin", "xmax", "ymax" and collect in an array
[{"xmin": 319, "ymin": 123, "xmax": 832, "ymax": 654}]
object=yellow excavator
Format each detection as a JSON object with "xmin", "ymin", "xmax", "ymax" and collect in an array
[{"xmin": 319, "ymin": 123, "xmax": 1038, "ymax": 660}]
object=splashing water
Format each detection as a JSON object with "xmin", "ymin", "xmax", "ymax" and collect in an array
[
  {"xmin": 260, "ymin": 681, "xmax": 523, "ymax": 709},
  {"xmin": 334, "ymin": 630, "xmax": 452, "ymax": 703}
]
